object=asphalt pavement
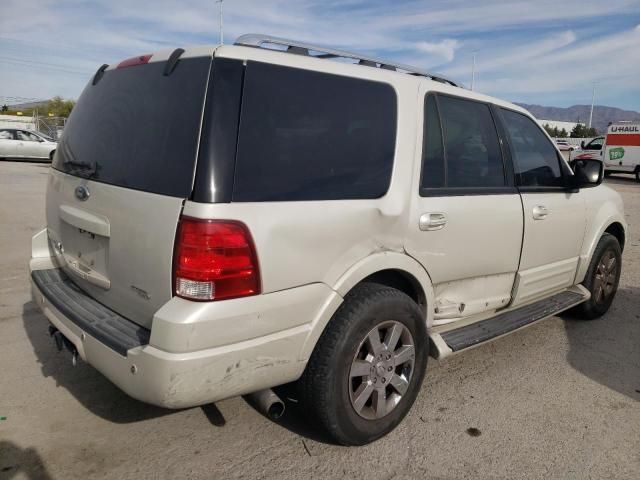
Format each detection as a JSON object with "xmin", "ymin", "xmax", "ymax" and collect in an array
[{"xmin": 1, "ymin": 161, "xmax": 639, "ymax": 479}]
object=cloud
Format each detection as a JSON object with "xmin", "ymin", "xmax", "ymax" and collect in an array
[
  {"xmin": 0, "ymin": 0, "xmax": 639, "ymax": 110},
  {"xmin": 414, "ymin": 39, "xmax": 460, "ymax": 62}
]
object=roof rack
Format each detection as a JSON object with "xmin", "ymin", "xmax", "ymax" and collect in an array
[{"xmin": 234, "ymin": 34, "xmax": 459, "ymax": 87}]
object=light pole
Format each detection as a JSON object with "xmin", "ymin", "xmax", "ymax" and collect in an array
[
  {"xmin": 588, "ymin": 83, "xmax": 596, "ymax": 129},
  {"xmin": 217, "ymin": 0, "xmax": 224, "ymax": 45}
]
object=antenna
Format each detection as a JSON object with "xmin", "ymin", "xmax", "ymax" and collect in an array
[{"xmin": 216, "ymin": 0, "xmax": 224, "ymax": 45}]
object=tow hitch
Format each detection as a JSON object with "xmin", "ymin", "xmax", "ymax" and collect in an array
[{"xmin": 48, "ymin": 325, "xmax": 79, "ymax": 366}]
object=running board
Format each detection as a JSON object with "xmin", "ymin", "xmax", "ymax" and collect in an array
[{"xmin": 429, "ymin": 287, "xmax": 589, "ymax": 359}]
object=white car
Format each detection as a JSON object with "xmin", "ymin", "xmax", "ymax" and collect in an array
[
  {"xmin": 555, "ymin": 139, "xmax": 576, "ymax": 151},
  {"xmin": 30, "ymin": 35, "xmax": 626, "ymax": 446},
  {"xmin": 0, "ymin": 128, "xmax": 57, "ymax": 161}
]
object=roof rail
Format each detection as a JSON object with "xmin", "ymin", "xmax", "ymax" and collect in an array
[{"xmin": 234, "ymin": 34, "xmax": 459, "ymax": 87}]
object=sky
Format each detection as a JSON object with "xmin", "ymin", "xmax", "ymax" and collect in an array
[{"xmin": 1, "ymin": 0, "xmax": 640, "ymax": 111}]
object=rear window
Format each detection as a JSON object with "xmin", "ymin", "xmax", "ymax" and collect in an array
[
  {"xmin": 53, "ymin": 56, "xmax": 211, "ymax": 197},
  {"xmin": 232, "ymin": 62, "xmax": 397, "ymax": 202}
]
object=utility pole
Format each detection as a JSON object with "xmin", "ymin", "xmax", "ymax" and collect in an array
[
  {"xmin": 588, "ymin": 83, "xmax": 596, "ymax": 129},
  {"xmin": 470, "ymin": 51, "xmax": 476, "ymax": 91},
  {"xmin": 217, "ymin": 0, "xmax": 224, "ymax": 45}
]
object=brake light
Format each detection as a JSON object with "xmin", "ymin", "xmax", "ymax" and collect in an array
[
  {"xmin": 174, "ymin": 217, "xmax": 260, "ymax": 301},
  {"xmin": 117, "ymin": 54, "xmax": 152, "ymax": 68}
]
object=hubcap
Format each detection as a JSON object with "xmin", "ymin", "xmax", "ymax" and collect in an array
[
  {"xmin": 348, "ymin": 321, "xmax": 415, "ymax": 420},
  {"xmin": 593, "ymin": 250, "xmax": 617, "ymax": 305}
]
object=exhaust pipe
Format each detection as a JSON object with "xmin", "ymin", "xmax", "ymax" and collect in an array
[
  {"xmin": 48, "ymin": 325, "xmax": 79, "ymax": 366},
  {"xmin": 246, "ymin": 388, "xmax": 285, "ymax": 420}
]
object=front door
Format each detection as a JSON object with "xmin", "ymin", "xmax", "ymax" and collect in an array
[
  {"xmin": 405, "ymin": 92, "xmax": 524, "ymax": 323},
  {"xmin": 497, "ymin": 108, "xmax": 586, "ymax": 305}
]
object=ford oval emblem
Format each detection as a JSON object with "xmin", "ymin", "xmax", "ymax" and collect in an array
[{"xmin": 75, "ymin": 185, "xmax": 90, "ymax": 201}]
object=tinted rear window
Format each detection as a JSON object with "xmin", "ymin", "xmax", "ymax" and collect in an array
[
  {"xmin": 232, "ymin": 62, "xmax": 397, "ymax": 202},
  {"xmin": 53, "ymin": 56, "xmax": 211, "ymax": 197}
]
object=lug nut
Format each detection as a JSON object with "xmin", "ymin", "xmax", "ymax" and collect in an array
[
  {"xmin": 382, "ymin": 378, "xmax": 386, "ymax": 384},
  {"xmin": 388, "ymin": 366, "xmax": 393, "ymax": 372}
]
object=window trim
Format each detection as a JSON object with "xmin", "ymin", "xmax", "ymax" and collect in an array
[
  {"xmin": 419, "ymin": 92, "xmax": 514, "ymax": 197},
  {"xmin": 495, "ymin": 105, "xmax": 571, "ymax": 193}
]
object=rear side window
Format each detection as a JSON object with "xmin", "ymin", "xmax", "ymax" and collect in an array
[
  {"xmin": 0, "ymin": 129, "xmax": 13, "ymax": 139},
  {"xmin": 53, "ymin": 57, "xmax": 211, "ymax": 197},
  {"xmin": 499, "ymin": 108, "xmax": 564, "ymax": 187},
  {"xmin": 232, "ymin": 62, "xmax": 397, "ymax": 202},
  {"xmin": 421, "ymin": 94, "xmax": 505, "ymax": 192}
]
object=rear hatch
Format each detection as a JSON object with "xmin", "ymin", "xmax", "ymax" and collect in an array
[{"xmin": 46, "ymin": 49, "xmax": 213, "ymax": 329}]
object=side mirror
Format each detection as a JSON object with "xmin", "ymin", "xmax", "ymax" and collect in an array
[
  {"xmin": 580, "ymin": 140, "xmax": 585, "ymax": 149},
  {"xmin": 570, "ymin": 158, "xmax": 604, "ymax": 188}
]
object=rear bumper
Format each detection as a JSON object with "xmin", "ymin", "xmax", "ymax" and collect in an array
[{"xmin": 30, "ymin": 231, "xmax": 338, "ymax": 408}]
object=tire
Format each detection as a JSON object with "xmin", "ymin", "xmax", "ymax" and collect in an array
[
  {"xmin": 49, "ymin": 150, "xmax": 56, "ymax": 162},
  {"xmin": 573, "ymin": 233, "xmax": 621, "ymax": 319},
  {"xmin": 298, "ymin": 283, "xmax": 428, "ymax": 445},
  {"xmin": 635, "ymin": 168, "xmax": 639, "ymax": 183}
]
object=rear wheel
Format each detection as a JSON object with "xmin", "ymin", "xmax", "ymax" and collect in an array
[
  {"xmin": 573, "ymin": 233, "xmax": 621, "ymax": 319},
  {"xmin": 298, "ymin": 283, "xmax": 428, "ymax": 445}
]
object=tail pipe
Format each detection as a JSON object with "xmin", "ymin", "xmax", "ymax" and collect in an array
[
  {"xmin": 48, "ymin": 325, "xmax": 78, "ymax": 366},
  {"xmin": 245, "ymin": 389, "xmax": 285, "ymax": 420}
]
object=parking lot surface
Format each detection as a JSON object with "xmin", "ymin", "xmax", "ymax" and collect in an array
[{"xmin": 1, "ymin": 160, "xmax": 639, "ymax": 479}]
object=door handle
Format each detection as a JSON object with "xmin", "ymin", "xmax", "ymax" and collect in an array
[
  {"xmin": 532, "ymin": 205, "xmax": 548, "ymax": 220},
  {"xmin": 419, "ymin": 212, "xmax": 447, "ymax": 231}
]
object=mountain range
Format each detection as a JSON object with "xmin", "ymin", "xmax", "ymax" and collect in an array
[{"xmin": 516, "ymin": 103, "xmax": 640, "ymax": 134}]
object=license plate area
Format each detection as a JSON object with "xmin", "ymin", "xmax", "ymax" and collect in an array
[{"xmin": 60, "ymin": 222, "xmax": 110, "ymax": 289}]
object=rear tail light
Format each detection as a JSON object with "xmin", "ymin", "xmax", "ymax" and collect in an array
[{"xmin": 174, "ymin": 217, "xmax": 261, "ymax": 301}]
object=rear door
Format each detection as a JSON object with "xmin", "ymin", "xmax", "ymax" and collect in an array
[
  {"xmin": 0, "ymin": 129, "xmax": 18, "ymax": 157},
  {"xmin": 497, "ymin": 108, "xmax": 586, "ymax": 305},
  {"xmin": 405, "ymin": 91, "xmax": 524, "ymax": 321},
  {"xmin": 47, "ymin": 51, "xmax": 213, "ymax": 328}
]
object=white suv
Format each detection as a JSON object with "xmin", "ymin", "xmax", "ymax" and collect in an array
[{"xmin": 30, "ymin": 35, "xmax": 626, "ymax": 445}]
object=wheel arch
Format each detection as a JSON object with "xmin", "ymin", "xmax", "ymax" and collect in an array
[
  {"xmin": 576, "ymin": 212, "xmax": 627, "ymax": 284},
  {"xmin": 298, "ymin": 252, "xmax": 435, "ymax": 362}
]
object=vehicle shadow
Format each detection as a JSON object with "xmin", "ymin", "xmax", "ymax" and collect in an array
[
  {"xmin": 243, "ymin": 383, "xmax": 336, "ymax": 445},
  {"xmin": 563, "ymin": 287, "xmax": 640, "ymax": 401},
  {"xmin": 21, "ymin": 301, "xmax": 174, "ymax": 424},
  {"xmin": 604, "ymin": 175, "xmax": 638, "ymax": 185},
  {"xmin": 0, "ymin": 441, "xmax": 53, "ymax": 480}
]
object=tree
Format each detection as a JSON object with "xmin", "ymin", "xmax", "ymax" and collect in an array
[
  {"xmin": 1, "ymin": 104, "xmax": 7, "ymax": 113},
  {"xmin": 543, "ymin": 123, "xmax": 554, "ymax": 136},
  {"xmin": 570, "ymin": 124, "xmax": 586, "ymax": 138},
  {"xmin": 571, "ymin": 124, "xmax": 599, "ymax": 138},
  {"xmin": 46, "ymin": 96, "xmax": 75, "ymax": 117},
  {"xmin": 559, "ymin": 128, "xmax": 568, "ymax": 138}
]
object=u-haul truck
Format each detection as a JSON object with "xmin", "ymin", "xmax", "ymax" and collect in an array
[{"xmin": 571, "ymin": 123, "xmax": 640, "ymax": 182}]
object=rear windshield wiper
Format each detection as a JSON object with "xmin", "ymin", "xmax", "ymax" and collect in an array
[{"xmin": 59, "ymin": 139, "xmax": 97, "ymax": 178}]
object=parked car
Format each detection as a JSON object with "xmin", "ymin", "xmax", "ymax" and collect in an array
[
  {"xmin": 30, "ymin": 35, "xmax": 626, "ymax": 446},
  {"xmin": 571, "ymin": 125, "xmax": 640, "ymax": 182},
  {"xmin": 0, "ymin": 128, "xmax": 57, "ymax": 161},
  {"xmin": 555, "ymin": 139, "xmax": 576, "ymax": 151}
]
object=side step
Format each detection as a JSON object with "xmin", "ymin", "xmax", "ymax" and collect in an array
[{"xmin": 431, "ymin": 288, "xmax": 589, "ymax": 358}]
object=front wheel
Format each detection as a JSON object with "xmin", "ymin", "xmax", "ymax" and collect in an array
[
  {"xmin": 573, "ymin": 233, "xmax": 621, "ymax": 319},
  {"xmin": 635, "ymin": 168, "xmax": 639, "ymax": 183},
  {"xmin": 298, "ymin": 283, "xmax": 428, "ymax": 445}
]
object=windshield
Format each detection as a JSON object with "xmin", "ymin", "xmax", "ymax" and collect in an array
[
  {"xmin": 36, "ymin": 132, "xmax": 54, "ymax": 142},
  {"xmin": 53, "ymin": 56, "xmax": 212, "ymax": 197}
]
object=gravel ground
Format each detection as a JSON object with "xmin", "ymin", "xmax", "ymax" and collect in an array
[{"xmin": 1, "ymin": 160, "xmax": 639, "ymax": 480}]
